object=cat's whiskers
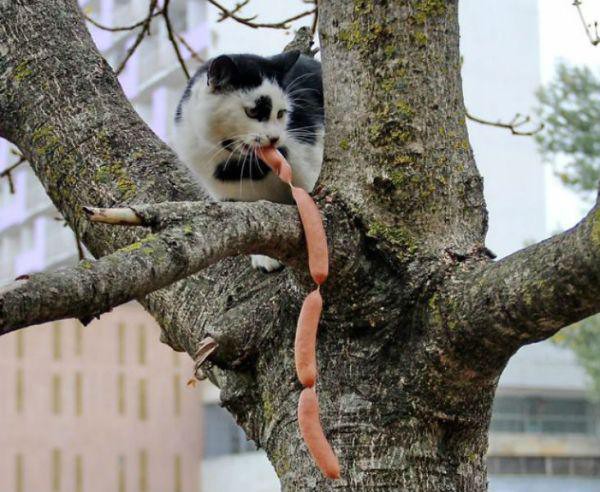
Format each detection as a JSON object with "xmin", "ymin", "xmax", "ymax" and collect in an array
[
  {"xmin": 221, "ymin": 141, "xmax": 246, "ymax": 173},
  {"xmin": 285, "ymin": 72, "xmax": 317, "ymax": 94},
  {"xmin": 287, "ymin": 87, "xmax": 321, "ymax": 100}
]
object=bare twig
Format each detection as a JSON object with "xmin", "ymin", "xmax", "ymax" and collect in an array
[
  {"xmin": 206, "ymin": 0, "xmax": 316, "ymax": 29},
  {"xmin": 573, "ymin": 0, "xmax": 600, "ymax": 46},
  {"xmin": 74, "ymin": 232, "xmax": 86, "ymax": 261},
  {"xmin": 216, "ymin": 0, "xmax": 251, "ymax": 22},
  {"xmin": 175, "ymin": 32, "xmax": 204, "ymax": 63},
  {"xmin": 162, "ymin": 0, "xmax": 191, "ymax": 79},
  {"xmin": 82, "ymin": 10, "xmax": 162, "ymax": 32},
  {"xmin": 0, "ymin": 157, "xmax": 26, "ymax": 194},
  {"xmin": 114, "ymin": 0, "xmax": 159, "ymax": 75},
  {"xmin": 310, "ymin": 0, "xmax": 319, "ymax": 36},
  {"xmin": 466, "ymin": 111, "xmax": 544, "ymax": 137}
]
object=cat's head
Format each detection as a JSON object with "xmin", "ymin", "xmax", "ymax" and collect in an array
[{"xmin": 203, "ymin": 51, "xmax": 300, "ymax": 154}]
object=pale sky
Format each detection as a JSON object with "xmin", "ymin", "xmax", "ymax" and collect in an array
[{"xmin": 539, "ymin": 0, "xmax": 600, "ymax": 232}]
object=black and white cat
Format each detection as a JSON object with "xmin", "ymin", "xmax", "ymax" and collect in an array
[{"xmin": 173, "ymin": 50, "xmax": 324, "ymax": 272}]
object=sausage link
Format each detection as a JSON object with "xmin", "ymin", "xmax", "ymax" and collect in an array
[
  {"xmin": 298, "ymin": 388, "xmax": 341, "ymax": 479},
  {"xmin": 295, "ymin": 289, "xmax": 322, "ymax": 387},
  {"xmin": 257, "ymin": 146, "xmax": 292, "ymax": 184},
  {"xmin": 291, "ymin": 186, "xmax": 329, "ymax": 285}
]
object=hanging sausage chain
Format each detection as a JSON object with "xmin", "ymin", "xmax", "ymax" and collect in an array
[{"xmin": 257, "ymin": 146, "xmax": 341, "ymax": 480}]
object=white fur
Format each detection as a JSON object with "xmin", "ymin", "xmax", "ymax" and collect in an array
[{"xmin": 173, "ymin": 74, "xmax": 324, "ymax": 272}]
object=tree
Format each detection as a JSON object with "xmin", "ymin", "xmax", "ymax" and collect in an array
[{"xmin": 2, "ymin": 1, "xmax": 600, "ymax": 490}]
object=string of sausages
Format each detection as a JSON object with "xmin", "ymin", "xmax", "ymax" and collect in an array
[{"xmin": 257, "ymin": 147, "xmax": 341, "ymax": 480}]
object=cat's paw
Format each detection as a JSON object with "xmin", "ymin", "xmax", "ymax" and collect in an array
[{"xmin": 251, "ymin": 255, "xmax": 285, "ymax": 273}]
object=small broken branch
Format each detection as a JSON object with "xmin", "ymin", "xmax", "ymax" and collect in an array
[
  {"xmin": 573, "ymin": 0, "xmax": 600, "ymax": 46},
  {"xmin": 466, "ymin": 111, "xmax": 544, "ymax": 137},
  {"xmin": 83, "ymin": 206, "xmax": 143, "ymax": 225},
  {"xmin": 192, "ymin": 337, "xmax": 219, "ymax": 381}
]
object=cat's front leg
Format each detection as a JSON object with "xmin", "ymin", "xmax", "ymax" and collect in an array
[{"xmin": 251, "ymin": 254, "xmax": 284, "ymax": 273}]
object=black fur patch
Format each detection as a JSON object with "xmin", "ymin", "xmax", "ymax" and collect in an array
[
  {"xmin": 213, "ymin": 146, "xmax": 288, "ymax": 181},
  {"xmin": 221, "ymin": 139, "xmax": 236, "ymax": 150},
  {"xmin": 282, "ymin": 56, "xmax": 324, "ymax": 145},
  {"xmin": 213, "ymin": 157, "xmax": 271, "ymax": 181},
  {"xmin": 250, "ymin": 96, "xmax": 272, "ymax": 122}
]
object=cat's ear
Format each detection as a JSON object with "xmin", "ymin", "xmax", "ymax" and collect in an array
[
  {"xmin": 271, "ymin": 50, "xmax": 301, "ymax": 73},
  {"xmin": 207, "ymin": 55, "xmax": 239, "ymax": 92}
]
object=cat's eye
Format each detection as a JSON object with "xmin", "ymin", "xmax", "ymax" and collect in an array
[
  {"xmin": 277, "ymin": 109, "xmax": 287, "ymax": 119},
  {"xmin": 245, "ymin": 107, "xmax": 258, "ymax": 118}
]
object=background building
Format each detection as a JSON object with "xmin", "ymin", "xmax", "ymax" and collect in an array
[
  {"xmin": 461, "ymin": 1, "xmax": 600, "ymax": 491},
  {"xmin": 0, "ymin": 307, "xmax": 202, "ymax": 492},
  {"xmin": 0, "ymin": 1, "xmax": 209, "ymax": 491},
  {"xmin": 1, "ymin": 1, "xmax": 599, "ymax": 491}
]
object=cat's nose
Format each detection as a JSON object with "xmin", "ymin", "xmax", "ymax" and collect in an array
[{"xmin": 268, "ymin": 136, "xmax": 280, "ymax": 146}]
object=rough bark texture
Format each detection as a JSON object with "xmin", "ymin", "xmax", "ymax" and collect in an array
[{"xmin": 2, "ymin": 1, "xmax": 600, "ymax": 491}]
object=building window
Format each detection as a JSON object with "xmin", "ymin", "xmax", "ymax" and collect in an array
[
  {"xmin": 52, "ymin": 374, "xmax": 62, "ymax": 415},
  {"xmin": 173, "ymin": 374, "xmax": 181, "ymax": 416},
  {"xmin": 118, "ymin": 323, "xmax": 126, "ymax": 365},
  {"xmin": 75, "ymin": 372, "xmax": 83, "ymax": 416},
  {"xmin": 118, "ymin": 455, "xmax": 126, "ymax": 492},
  {"xmin": 15, "ymin": 369, "xmax": 24, "ymax": 414},
  {"xmin": 15, "ymin": 454, "xmax": 24, "ymax": 492},
  {"xmin": 138, "ymin": 325, "xmax": 146, "ymax": 365},
  {"xmin": 75, "ymin": 455, "xmax": 83, "ymax": 492},
  {"xmin": 174, "ymin": 455, "xmax": 182, "ymax": 492},
  {"xmin": 488, "ymin": 456, "xmax": 600, "ymax": 477},
  {"xmin": 52, "ymin": 449, "xmax": 62, "ymax": 492},
  {"xmin": 138, "ymin": 379, "xmax": 148, "ymax": 421},
  {"xmin": 491, "ymin": 395, "xmax": 598, "ymax": 435},
  {"xmin": 118, "ymin": 373, "xmax": 126, "ymax": 415},
  {"xmin": 139, "ymin": 450, "xmax": 148, "ymax": 492},
  {"xmin": 202, "ymin": 403, "xmax": 256, "ymax": 458},
  {"xmin": 53, "ymin": 322, "xmax": 62, "ymax": 360},
  {"xmin": 15, "ymin": 331, "xmax": 24, "ymax": 358},
  {"xmin": 74, "ymin": 322, "xmax": 83, "ymax": 356}
]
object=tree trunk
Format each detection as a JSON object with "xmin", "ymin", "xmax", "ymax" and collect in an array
[{"xmin": 3, "ymin": 1, "xmax": 600, "ymax": 491}]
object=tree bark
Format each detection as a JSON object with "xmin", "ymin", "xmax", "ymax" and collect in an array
[{"xmin": 2, "ymin": 1, "xmax": 600, "ymax": 491}]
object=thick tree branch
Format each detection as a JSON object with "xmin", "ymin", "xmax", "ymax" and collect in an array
[
  {"xmin": 444, "ymin": 205, "xmax": 600, "ymax": 367},
  {"xmin": 0, "ymin": 201, "xmax": 303, "ymax": 335}
]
